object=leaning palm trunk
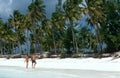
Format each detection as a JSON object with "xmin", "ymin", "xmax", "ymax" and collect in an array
[
  {"xmin": 75, "ymin": 39, "xmax": 78, "ymax": 53},
  {"xmin": 0, "ymin": 41, "xmax": 2, "ymax": 55},
  {"xmin": 95, "ymin": 25, "xmax": 102, "ymax": 57},
  {"xmin": 26, "ymin": 29, "xmax": 30, "ymax": 54},
  {"xmin": 69, "ymin": 19, "xmax": 78, "ymax": 53},
  {"xmin": 32, "ymin": 23, "xmax": 37, "ymax": 53},
  {"xmin": 18, "ymin": 41, "xmax": 22, "ymax": 54},
  {"xmin": 12, "ymin": 42, "xmax": 15, "ymax": 54},
  {"xmin": 52, "ymin": 33, "xmax": 57, "ymax": 54}
]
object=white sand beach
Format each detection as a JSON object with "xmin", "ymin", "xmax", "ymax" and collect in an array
[{"xmin": 0, "ymin": 57, "xmax": 120, "ymax": 72}]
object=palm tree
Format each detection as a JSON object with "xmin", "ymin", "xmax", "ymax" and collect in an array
[
  {"xmin": 27, "ymin": 0, "xmax": 46, "ymax": 53},
  {"xmin": 8, "ymin": 10, "xmax": 26, "ymax": 54},
  {"xmin": 0, "ymin": 19, "xmax": 18, "ymax": 54},
  {"xmin": 63, "ymin": 0, "xmax": 82, "ymax": 53},
  {"xmin": 49, "ymin": 0, "xmax": 66, "ymax": 54},
  {"xmin": 77, "ymin": 26, "xmax": 96, "ymax": 53},
  {"xmin": 28, "ymin": 0, "xmax": 46, "ymax": 23},
  {"xmin": 41, "ymin": 19, "xmax": 52, "ymax": 51},
  {"xmin": 81, "ymin": 0, "xmax": 104, "ymax": 56},
  {"xmin": 0, "ymin": 19, "xmax": 5, "ymax": 54}
]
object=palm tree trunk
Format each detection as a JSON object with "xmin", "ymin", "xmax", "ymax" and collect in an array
[
  {"xmin": 52, "ymin": 33, "xmax": 57, "ymax": 54},
  {"xmin": 69, "ymin": 19, "xmax": 78, "ymax": 53},
  {"xmin": 32, "ymin": 22, "xmax": 37, "ymax": 53},
  {"xmin": 18, "ymin": 41, "xmax": 21, "ymax": 54},
  {"xmin": 12, "ymin": 42, "xmax": 15, "ymax": 54},
  {"xmin": 26, "ymin": 29, "xmax": 29, "ymax": 53},
  {"xmin": 75, "ymin": 35, "xmax": 78, "ymax": 53},
  {"xmin": 0, "ymin": 41, "xmax": 2, "ymax": 55},
  {"xmin": 3, "ymin": 42, "xmax": 5, "ymax": 55},
  {"xmin": 89, "ymin": 34, "xmax": 92, "ymax": 50},
  {"xmin": 95, "ymin": 25, "xmax": 102, "ymax": 57}
]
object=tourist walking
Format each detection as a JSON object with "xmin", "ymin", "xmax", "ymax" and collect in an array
[
  {"xmin": 25, "ymin": 54, "xmax": 29, "ymax": 69},
  {"xmin": 31, "ymin": 53, "xmax": 37, "ymax": 68}
]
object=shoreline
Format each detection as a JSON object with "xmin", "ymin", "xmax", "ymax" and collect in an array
[
  {"xmin": 1, "ymin": 64, "xmax": 120, "ymax": 78},
  {"xmin": 1, "ymin": 66, "xmax": 120, "ymax": 75},
  {"xmin": 0, "ymin": 57, "xmax": 120, "ymax": 72}
]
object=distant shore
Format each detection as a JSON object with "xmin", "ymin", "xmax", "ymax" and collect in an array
[{"xmin": 0, "ymin": 57, "xmax": 120, "ymax": 72}]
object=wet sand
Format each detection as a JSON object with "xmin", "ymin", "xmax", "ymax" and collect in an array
[{"xmin": 0, "ymin": 66, "xmax": 120, "ymax": 78}]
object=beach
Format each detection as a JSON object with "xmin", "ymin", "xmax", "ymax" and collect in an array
[
  {"xmin": 1, "ymin": 57, "xmax": 120, "ymax": 78},
  {"xmin": 0, "ymin": 57, "xmax": 120, "ymax": 72}
]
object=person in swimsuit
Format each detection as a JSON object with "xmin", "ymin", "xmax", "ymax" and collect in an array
[
  {"xmin": 31, "ymin": 53, "xmax": 37, "ymax": 68},
  {"xmin": 25, "ymin": 54, "xmax": 29, "ymax": 69}
]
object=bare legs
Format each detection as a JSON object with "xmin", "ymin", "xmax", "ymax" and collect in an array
[
  {"xmin": 26, "ymin": 62, "xmax": 28, "ymax": 69},
  {"xmin": 32, "ymin": 62, "xmax": 36, "ymax": 68}
]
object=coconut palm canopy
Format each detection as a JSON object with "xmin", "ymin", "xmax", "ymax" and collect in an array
[{"xmin": 0, "ymin": 0, "xmax": 120, "ymax": 58}]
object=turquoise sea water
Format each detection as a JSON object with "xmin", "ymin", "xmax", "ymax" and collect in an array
[{"xmin": 0, "ymin": 67, "xmax": 120, "ymax": 78}]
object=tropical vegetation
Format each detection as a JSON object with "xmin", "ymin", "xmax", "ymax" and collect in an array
[{"xmin": 0, "ymin": 0, "xmax": 120, "ymax": 58}]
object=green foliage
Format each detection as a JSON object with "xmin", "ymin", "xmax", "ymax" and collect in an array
[
  {"xmin": 0, "ymin": 0, "xmax": 120, "ymax": 57},
  {"xmin": 28, "ymin": 0, "xmax": 46, "ymax": 22},
  {"xmin": 30, "ymin": 47, "xmax": 35, "ymax": 54},
  {"xmin": 64, "ymin": 27, "xmax": 73, "ymax": 54},
  {"xmin": 101, "ymin": 1, "xmax": 120, "ymax": 53}
]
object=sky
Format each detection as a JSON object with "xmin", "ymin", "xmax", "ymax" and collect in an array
[{"xmin": 0, "ymin": 0, "xmax": 60, "ymax": 22}]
